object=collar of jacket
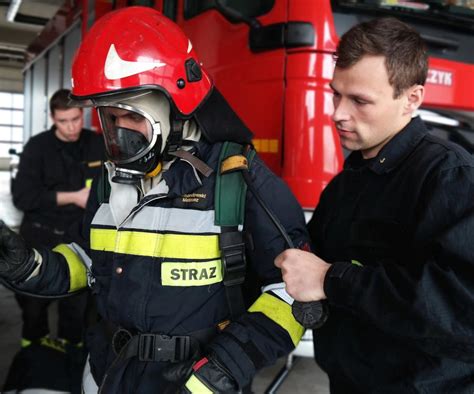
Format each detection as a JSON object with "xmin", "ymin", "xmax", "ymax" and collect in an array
[
  {"xmin": 50, "ymin": 126, "xmax": 89, "ymax": 151},
  {"xmin": 160, "ymin": 140, "xmax": 219, "ymax": 199},
  {"xmin": 194, "ymin": 87, "xmax": 253, "ymax": 144},
  {"xmin": 345, "ymin": 116, "xmax": 427, "ymax": 175}
]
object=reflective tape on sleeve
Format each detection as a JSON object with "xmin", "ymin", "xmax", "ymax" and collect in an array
[
  {"xmin": 248, "ymin": 292, "xmax": 304, "ymax": 347},
  {"xmin": 185, "ymin": 374, "xmax": 213, "ymax": 394},
  {"xmin": 52, "ymin": 244, "xmax": 87, "ymax": 292}
]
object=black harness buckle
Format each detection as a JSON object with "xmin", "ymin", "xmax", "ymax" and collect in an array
[
  {"xmin": 138, "ymin": 334, "xmax": 192, "ymax": 362},
  {"xmin": 220, "ymin": 230, "xmax": 246, "ymax": 287}
]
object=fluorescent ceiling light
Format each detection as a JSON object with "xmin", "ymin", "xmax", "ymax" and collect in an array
[{"xmin": 6, "ymin": 0, "xmax": 22, "ymax": 23}]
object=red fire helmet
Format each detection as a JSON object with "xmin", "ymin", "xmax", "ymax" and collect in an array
[{"xmin": 70, "ymin": 6, "xmax": 212, "ymax": 116}]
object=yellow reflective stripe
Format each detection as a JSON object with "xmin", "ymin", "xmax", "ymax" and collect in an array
[
  {"xmin": 85, "ymin": 178, "xmax": 93, "ymax": 188},
  {"xmin": 248, "ymin": 292, "xmax": 304, "ymax": 347},
  {"xmin": 53, "ymin": 244, "xmax": 87, "ymax": 292},
  {"xmin": 90, "ymin": 228, "xmax": 220, "ymax": 260},
  {"xmin": 351, "ymin": 259, "xmax": 363, "ymax": 267},
  {"xmin": 185, "ymin": 374, "xmax": 213, "ymax": 394},
  {"xmin": 252, "ymin": 138, "xmax": 279, "ymax": 153},
  {"xmin": 161, "ymin": 260, "xmax": 222, "ymax": 286}
]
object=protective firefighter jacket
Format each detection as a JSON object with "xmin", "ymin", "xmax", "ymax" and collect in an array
[
  {"xmin": 309, "ymin": 116, "xmax": 474, "ymax": 393},
  {"xmin": 18, "ymin": 140, "xmax": 309, "ymax": 392}
]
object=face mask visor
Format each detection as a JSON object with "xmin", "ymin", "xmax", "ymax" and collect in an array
[{"xmin": 98, "ymin": 104, "xmax": 160, "ymax": 165}]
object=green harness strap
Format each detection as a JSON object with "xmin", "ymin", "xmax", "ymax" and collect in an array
[
  {"xmin": 215, "ymin": 141, "xmax": 256, "ymax": 319},
  {"xmin": 215, "ymin": 141, "xmax": 256, "ymax": 226}
]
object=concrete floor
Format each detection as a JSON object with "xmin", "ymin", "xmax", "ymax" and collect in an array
[{"xmin": 0, "ymin": 170, "xmax": 330, "ymax": 393}]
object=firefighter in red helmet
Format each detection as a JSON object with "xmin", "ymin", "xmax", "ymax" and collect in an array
[{"xmin": 0, "ymin": 7, "xmax": 310, "ymax": 392}]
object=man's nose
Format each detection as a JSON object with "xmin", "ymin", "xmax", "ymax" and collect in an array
[
  {"xmin": 331, "ymin": 99, "xmax": 350, "ymax": 123},
  {"xmin": 67, "ymin": 121, "xmax": 75, "ymax": 132}
]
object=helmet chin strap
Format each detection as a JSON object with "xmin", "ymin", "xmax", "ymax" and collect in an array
[{"xmin": 162, "ymin": 117, "xmax": 184, "ymax": 161}]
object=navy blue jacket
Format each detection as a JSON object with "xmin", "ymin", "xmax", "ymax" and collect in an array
[
  {"xmin": 21, "ymin": 140, "xmax": 309, "ymax": 392},
  {"xmin": 309, "ymin": 117, "xmax": 474, "ymax": 393}
]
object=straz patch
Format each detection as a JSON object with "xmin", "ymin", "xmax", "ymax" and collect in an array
[{"xmin": 161, "ymin": 260, "xmax": 222, "ymax": 286}]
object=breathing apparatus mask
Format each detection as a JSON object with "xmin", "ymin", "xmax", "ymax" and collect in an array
[{"xmin": 95, "ymin": 91, "xmax": 172, "ymax": 184}]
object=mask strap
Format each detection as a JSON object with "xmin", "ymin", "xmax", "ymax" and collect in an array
[{"xmin": 163, "ymin": 118, "xmax": 184, "ymax": 160}]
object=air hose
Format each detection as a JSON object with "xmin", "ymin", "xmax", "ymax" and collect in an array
[{"xmin": 241, "ymin": 171, "xmax": 328, "ymax": 329}]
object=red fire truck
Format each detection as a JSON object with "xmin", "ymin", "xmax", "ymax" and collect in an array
[{"xmin": 23, "ymin": 0, "xmax": 474, "ymax": 216}]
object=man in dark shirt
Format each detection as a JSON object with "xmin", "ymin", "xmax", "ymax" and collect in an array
[
  {"xmin": 12, "ymin": 89, "xmax": 105, "ymax": 346},
  {"xmin": 276, "ymin": 17, "xmax": 474, "ymax": 392}
]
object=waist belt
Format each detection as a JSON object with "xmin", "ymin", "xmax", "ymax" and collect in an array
[
  {"xmin": 99, "ymin": 321, "xmax": 218, "ymax": 392},
  {"xmin": 103, "ymin": 320, "xmax": 217, "ymax": 363},
  {"xmin": 111, "ymin": 328, "xmax": 196, "ymax": 362}
]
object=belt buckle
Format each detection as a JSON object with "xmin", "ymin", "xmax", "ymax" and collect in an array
[{"xmin": 112, "ymin": 328, "xmax": 132, "ymax": 355}]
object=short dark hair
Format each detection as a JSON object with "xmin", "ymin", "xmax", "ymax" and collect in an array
[
  {"xmin": 334, "ymin": 17, "xmax": 428, "ymax": 98},
  {"xmin": 49, "ymin": 89, "xmax": 77, "ymax": 115}
]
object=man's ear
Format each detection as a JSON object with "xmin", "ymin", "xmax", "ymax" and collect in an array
[{"xmin": 403, "ymin": 84, "xmax": 424, "ymax": 115}]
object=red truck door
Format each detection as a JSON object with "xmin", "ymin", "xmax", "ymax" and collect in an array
[
  {"xmin": 174, "ymin": 1, "xmax": 288, "ymax": 174},
  {"xmin": 173, "ymin": 0, "xmax": 344, "ymax": 210}
]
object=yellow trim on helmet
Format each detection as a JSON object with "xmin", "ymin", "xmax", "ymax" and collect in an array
[
  {"xmin": 52, "ymin": 244, "xmax": 87, "ymax": 292},
  {"xmin": 248, "ymin": 292, "xmax": 304, "ymax": 347}
]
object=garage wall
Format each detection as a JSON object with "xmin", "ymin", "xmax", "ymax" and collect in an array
[{"xmin": 23, "ymin": 20, "xmax": 84, "ymax": 139}]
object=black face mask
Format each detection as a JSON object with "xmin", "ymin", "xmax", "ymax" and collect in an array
[
  {"xmin": 98, "ymin": 106, "xmax": 162, "ymax": 184},
  {"xmin": 106, "ymin": 126, "xmax": 149, "ymax": 162},
  {"xmin": 111, "ymin": 136, "xmax": 162, "ymax": 184}
]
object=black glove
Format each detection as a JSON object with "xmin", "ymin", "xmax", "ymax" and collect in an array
[
  {"xmin": 0, "ymin": 220, "xmax": 38, "ymax": 283},
  {"xmin": 162, "ymin": 353, "xmax": 240, "ymax": 393}
]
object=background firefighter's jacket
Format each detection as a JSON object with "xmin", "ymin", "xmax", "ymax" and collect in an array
[
  {"xmin": 12, "ymin": 127, "xmax": 105, "ymax": 245},
  {"xmin": 16, "ymin": 139, "xmax": 309, "ymax": 392}
]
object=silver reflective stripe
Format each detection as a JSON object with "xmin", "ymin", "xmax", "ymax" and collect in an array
[
  {"xmin": 68, "ymin": 243, "xmax": 92, "ymax": 271},
  {"xmin": 261, "ymin": 282, "xmax": 294, "ymax": 305},
  {"xmin": 82, "ymin": 355, "xmax": 99, "ymax": 393},
  {"xmin": 25, "ymin": 249, "xmax": 43, "ymax": 281},
  {"xmin": 63, "ymin": 243, "xmax": 94, "ymax": 288},
  {"xmin": 92, "ymin": 204, "xmax": 221, "ymax": 234}
]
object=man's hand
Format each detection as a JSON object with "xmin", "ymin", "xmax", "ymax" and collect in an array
[
  {"xmin": 0, "ymin": 221, "xmax": 38, "ymax": 283},
  {"xmin": 56, "ymin": 187, "xmax": 91, "ymax": 209},
  {"xmin": 163, "ymin": 353, "xmax": 239, "ymax": 393},
  {"xmin": 275, "ymin": 249, "xmax": 331, "ymax": 302}
]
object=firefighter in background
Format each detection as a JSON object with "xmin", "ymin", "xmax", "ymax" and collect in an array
[
  {"xmin": 276, "ymin": 18, "xmax": 474, "ymax": 392},
  {"xmin": 0, "ymin": 7, "xmax": 309, "ymax": 392},
  {"xmin": 11, "ymin": 89, "xmax": 105, "ymax": 347}
]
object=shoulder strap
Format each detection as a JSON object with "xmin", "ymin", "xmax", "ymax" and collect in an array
[
  {"xmin": 215, "ymin": 142, "xmax": 256, "ymax": 226},
  {"xmin": 215, "ymin": 142, "xmax": 256, "ymax": 320},
  {"xmin": 97, "ymin": 164, "xmax": 111, "ymax": 204}
]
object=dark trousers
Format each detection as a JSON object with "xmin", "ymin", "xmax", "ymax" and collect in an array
[
  {"xmin": 15, "ymin": 291, "xmax": 89, "ymax": 343},
  {"xmin": 17, "ymin": 219, "xmax": 89, "ymax": 343}
]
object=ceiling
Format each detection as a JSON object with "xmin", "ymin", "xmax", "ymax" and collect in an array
[{"xmin": 0, "ymin": 0, "xmax": 63, "ymax": 69}]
